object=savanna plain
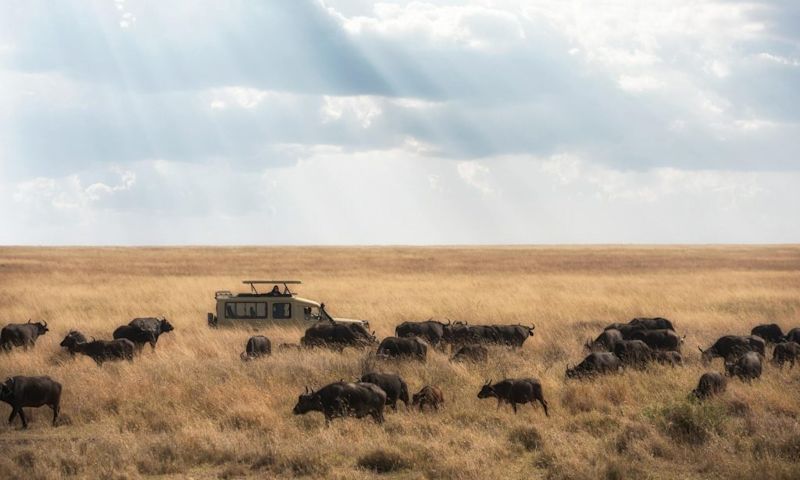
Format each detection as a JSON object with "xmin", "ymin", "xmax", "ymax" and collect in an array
[{"xmin": 0, "ymin": 246, "xmax": 799, "ymax": 480}]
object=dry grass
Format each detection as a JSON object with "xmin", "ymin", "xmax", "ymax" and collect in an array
[{"xmin": 0, "ymin": 246, "xmax": 799, "ymax": 479}]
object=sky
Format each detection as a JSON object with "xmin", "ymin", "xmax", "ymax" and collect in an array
[{"xmin": 1, "ymin": 0, "xmax": 799, "ymax": 245}]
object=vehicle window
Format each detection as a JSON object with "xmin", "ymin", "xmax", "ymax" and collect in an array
[
  {"xmin": 304, "ymin": 306, "xmax": 320, "ymax": 321},
  {"xmin": 228, "ymin": 302, "xmax": 268, "ymax": 319},
  {"xmin": 273, "ymin": 302, "xmax": 292, "ymax": 319}
]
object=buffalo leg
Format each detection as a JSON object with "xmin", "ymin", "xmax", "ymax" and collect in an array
[
  {"xmin": 18, "ymin": 408, "xmax": 28, "ymax": 429},
  {"xmin": 8, "ymin": 408, "xmax": 18, "ymax": 424},
  {"xmin": 538, "ymin": 398, "xmax": 549, "ymax": 417},
  {"xmin": 52, "ymin": 404, "xmax": 60, "ymax": 426},
  {"xmin": 511, "ymin": 402, "xmax": 517, "ymax": 414}
]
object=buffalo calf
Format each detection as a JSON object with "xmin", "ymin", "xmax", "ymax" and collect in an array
[
  {"xmin": 241, "ymin": 335, "xmax": 271, "ymax": 361},
  {"xmin": 691, "ymin": 372, "xmax": 727, "ymax": 400},
  {"xmin": 411, "ymin": 385, "xmax": 444, "ymax": 411},
  {"xmin": 725, "ymin": 352, "xmax": 763, "ymax": 381},
  {"xmin": 772, "ymin": 341, "xmax": 800, "ymax": 369}
]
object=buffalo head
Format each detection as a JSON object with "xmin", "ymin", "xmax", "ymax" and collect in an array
[
  {"xmin": 292, "ymin": 386, "xmax": 321, "ymax": 415},
  {"xmin": 477, "ymin": 380, "xmax": 495, "ymax": 399},
  {"xmin": 159, "ymin": 318, "xmax": 175, "ymax": 333}
]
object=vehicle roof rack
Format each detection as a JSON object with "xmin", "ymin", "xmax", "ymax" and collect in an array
[{"xmin": 242, "ymin": 280, "xmax": 301, "ymax": 295}]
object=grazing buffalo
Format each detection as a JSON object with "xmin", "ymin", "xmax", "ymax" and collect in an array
[
  {"xmin": 395, "ymin": 320, "xmax": 451, "ymax": 348},
  {"xmin": 127, "ymin": 317, "xmax": 174, "ymax": 349},
  {"xmin": 477, "ymin": 378, "xmax": 549, "ymax": 416},
  {"xmin": 771, "ymin": 341, "xmax": 800, "ymax": 369},
  {"xmin": 241, "ymin": 335, "xmax": 271, "ymax": 361},
  {"xmin": 376, "ymin": 336, "xmax": 427, "ymax": 360},
  {"xmin": 411, "ymin": 385, "xmax": 444, "ymax": 411},
  {"xmin": 360, "ymin": 372, "xmax": 409, "ymax": 411},
  {"xmin": 566, "ymin": 352, "xmax": 622, "ymax": 379},
  {"xmin": 300, "ymin": 322, "xmax": 377, "ymax": 351},
  {"xmin": 613, "ymin": 340, "xmax": 653, "ymax": 368},
  {"xmin": 628, "ymin": 329, "xmax": 682, "ymax": 352},
  {"xmin": 113, "ymin": 325, "xmax": 156, "ymax": 352},
  {"xmin": 691, "ymin": 372, "xmax": 727, "ymax": 400},
  {"xmin": 446, "ymin": 323, "xmax": 534, "ymax": 348},
  {"xmin": 785, "ymin": 328, "xmax": 800, "ymax": 344},
  {"xmin": 451, "ymin": 344, "xmax": 488, "ymax": 363},
  {"xmin": 0, "ymin": 376, "xmax": 61, "ymax": 428},
  {"xmin": 725, "ymin": 352, "xmax": 763, "ymax": 381},
  {"xmin": 292, "ymin": 381, "xmax": 386, "ymax": 424},
  {"xmin": 73, "ymin": 338, "xmax": 135, "ymax": 365},
  {"xmin": 59, "ymin": 330, "xmax": 87, "ymax": 355},
  {"xmin": 751, "ymin": 323, "xmax": 784, "ymax": 344},
  {"xmin": 0, "ymin": 320, "xmax": 49, "ymax": 351},
  {"xmin": 699, "ymin": 335, "xmax": 766, "ymax": 365},
  {"xmin": 586, "ymin": 328, "xmax": 624, "ymax": 352},
  {"xmin": 653, "ymin": 350, "xmax": 683, "ymax": 367}
]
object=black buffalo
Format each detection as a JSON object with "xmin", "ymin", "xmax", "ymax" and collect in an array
[
  {"xmin": 605, "ymin": 317, "xmax": 675, "ymax": 334},
  {"xmin": 395, "ymin": 320, "xmax": 451, "ymax": 348},
  {"xmin": 73, "ymin": 338, "xmax": 135, "ymax": 365},
  {"xmin": 300, "ymin": 322, "xmax": 377, "ymax": 351},
  {"xmin": 725, "ymin": 351, "xmax": 763, "ymax": 381},
  {"xmin": 59, "ymin": 330, "xmax": 87, "ymax": 355},
  {"xmin": 771, "ymin": 341, "xmax": 800, "ymax": 369},
  {"xmin": 784, "ymin": 328, "xmax": 800, "ymax": 344},
  {"xmin": 699, "ymin": 335, "xmax": 766, "ymax": 365},
  {"xmin": 360, "ymin": 372, "xmax": 409, "ymax": 411},
  {"xmin": 477, "ymin": 378, "xmax": 549, "ymax": 416},
  {"xmin": 691, "ymin": 372, "xmax": 727, "ymax": 400},
  {"xmin": 653, "ymin": 350, "xmax": 683, "ymax": 367},
  {"xmin": 451, "ymin": 344, "xmax": 488, "ymax": 363},
  {"xmin": 1, "ymin": 320, "xmax": 49, "ymax": 351},
  {"xmin": 0, "ymin": 376, "xmax": 62, "ymax": 428},
  {"xmin": 292, "ymin": 381, "xmax": 386, "ymax": 424},
  {"xmin": 241, "ymin": 335, "xmax": 271, "ymax": 361},
  {"xmin": 613, "ymin": 340, "xmax": 653, "ymax": 368},
  {"xmin": 446, "ymin": 323, "xmax": 534, "ymax": 348},
  {"xmin": 750, "ymin": 323, "xmax": 784, "ymax": 344},
  {"xmin": 127, "ymin": 317, "xmax": 174, "ymax": 349},
  {"xmin": 113, "ymin": 325, "xmax": 156, "ymax": 352},
  {"xmin": 566, "ymin": 352, "xmax": 622, "ymax": 379},
  {"xmin": 586, "ymin": 328, "xmax": 624, "ymax": 351},
  {"xmin": 377, "ymin": 336, "xmax": 427, "ymax": 360},
  {"xmin": 628, "ymin": 329, "xmax": 682, "ymax": 352}
]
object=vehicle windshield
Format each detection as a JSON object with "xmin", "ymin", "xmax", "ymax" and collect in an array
[{"xmin": 304, "ymin": 306, "xmax": 321, "ymax": 321}]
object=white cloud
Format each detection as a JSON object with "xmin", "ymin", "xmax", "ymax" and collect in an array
[
  {"xmin": 757, "ymin": 52, "xmax": 800, "ymax": 67},
  {"xmin": 321, "ymin": 95, "xmax": 382, "ymax": 128},
  {"xmin": 456, "ymin": 161, "xmax": 493, "ymax": 194},
  {"xmin": 617, "ymin": 74, "xmax": 664, "ymax": 92}
]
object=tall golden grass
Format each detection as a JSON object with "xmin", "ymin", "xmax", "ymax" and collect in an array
[{"xmin": 0, "ymin": 246, "xmax": 799, "ymax": 479}]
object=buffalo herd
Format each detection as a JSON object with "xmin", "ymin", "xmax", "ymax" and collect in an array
[{"xmin": 2, "ymin": 314, "xmax": 800, "ymax": 428}]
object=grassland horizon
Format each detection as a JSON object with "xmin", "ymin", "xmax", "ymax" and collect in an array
[{"xmin": 0, "ymin": 245, "xmax": 799, "ymax": 479}]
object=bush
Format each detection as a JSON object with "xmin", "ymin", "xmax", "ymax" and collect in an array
[
  {"xmin": 357, "ymin": 449, "xmax": 410, "ymax": 474},
  {"xmin": 509, "ymin": 426, "xmax": 543, "ymax": 451},
  {"xmin": 656, "ymin": 402, "xmax": 726, "ymax": 445}
]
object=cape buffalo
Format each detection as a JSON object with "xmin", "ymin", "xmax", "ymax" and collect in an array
[
  {"xmin": 586, "ymin": 328, "xmax": 624, "ymax": 352},
  {"xmin": 72, "ymin": 338, "xmax": 135, "ymax": 365},
  {"xmin": 771, "ymin": 341, "xmax": 800, "ymax": 369},
  {"xmin": 411, "ymin": 385, "xmax": 444, "ymax": 411},
  {"xmin": 59, "ymin": 330, "xmax": 87, "ymax": 355},
  {"xmin": 127, "ymin": 317, "xmax": 174, "ymax": 350},
  {"xmin": 613, "ymin": 339, "xmax": 653, "ymax": 368},
  {"xmin": 628, "ymin": 317, "xmax": 675, "ymax": 331},
  {"xmin": 691, "ymin": 372, "xmax": 727, "ymax": 400},
  {"xmin": 300, "ymin": 322, "xmax": 377, "ymax": 351},
  {"xmin": 699, "ymin": 335, "xmax": 765, "ymax": 365},
  {"xmin": 292, "ymin": 381, "xmax": 386, "ymax": 424},
  {"xmin": 0, "ymin": 376, "xmax": 61, "ymax": 428},
  {"xmin": 376, "ymin": 336, "xmax": 427, "ymax": 360},
  {"xmin": 446, "ymin": 323, "xmax": 534, "ymax": 348},
  {"xmin": 628, "ymin": 329, "xmax": 682, "ymax": 352},
  {"xmin": 395, "ymin": 320, "xmax": 451, "ymax": 348},
  {"xmin": 725, "ymin": 351, "xmax": 763, "ymax": 381},
  {"xmin": 451, "ymin": 344, "xmax": 488, "ymax": 363},
  {"xmin": 477, "ymin": 378, "xmax": 549, "ymax": 416},
  {"xmin": 241, "ymin": 335, "xmax": 271, "ymax": 361},
  {"xmin": 750, "ymin": 323, "xmax": 784, "ymax": 344},
  {"xmin": 785, "ymin": 328, "xmax": 800, "ymax": 344},
  {"xmin": 1, "ymin": 320, "xmax": 49, "ymax": 351},
  {"xmin": 113, "ymin": 325, "xmax": 156, "ymax": 352},
  {"xmin": 653, "ymin": 350, "xmax": 683, "ymax": 367},
  {"xmin": 566, "ymin": 352, "xmax": 622, "ymax": 379},
  {"xmin": 360, "ymin": 373, "xmax": 409, "ymax": 411},
  {"xmin": 493, "ymin": 324, "xmax": 535, "ymax": 348}
]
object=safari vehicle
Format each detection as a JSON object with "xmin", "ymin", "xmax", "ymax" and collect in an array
[{"xmin": 207, "ymin": 280, "xmax": 369, "ymax": 328}]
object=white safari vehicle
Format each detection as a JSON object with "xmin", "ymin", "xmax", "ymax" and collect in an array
[{"xmin": 207, "ymin": 280, "xmax": 369, "ymax": 328}]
